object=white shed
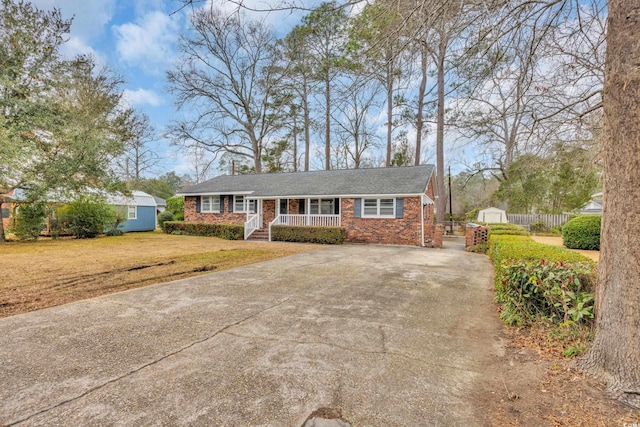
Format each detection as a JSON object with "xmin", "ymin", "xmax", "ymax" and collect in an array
[{"xmin": 476, "ymin": 207, "xmax": 508, "ymax": 224}]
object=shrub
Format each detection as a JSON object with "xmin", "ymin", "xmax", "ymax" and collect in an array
[
  {"xmin": 64, "ymin": 196, "xmax": 116, "ymax": 239},
  {"xmin": 271, "ymin": 225, "xmax": 346, "ymax": 244},
  {"xmin": 166, "ymin": 196, "xmax": 184, "ymax": 216},
  {"xmin": 105, "ymin": 228, "xmax": 125, "ymax": 236},
  {"xmin": 164, "ymin": 221, "xmax": 243, "ymax": 240},
  {"xmin": 12, "ymin": 201, "xmax": 47, "ymax": 241},
  {"xmin": 488, "ymin": 234, "xmax": 596, "ymax": 327},
  {"xmin": 530, "ymin": 221, "xmax": 548, "ymax": 233},
  {"xmin": 562, "ymin": 215, "xmax": 601, "ymax": 250},
  {"xmin": 157, "ymin": 210, "xmax": 174, "ymax": 232},
  {"xmin": 488, "ymin": 223, "xmax": 529, "ymax": 234}
]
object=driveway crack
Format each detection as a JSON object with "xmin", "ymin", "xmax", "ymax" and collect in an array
[
  {"xmin": 220, "ymin": 330, "xmax": 485, "ymax": 374},
  {"xmin": 6, "ymin": 297, "xmax": 291, "ymax": 427}
]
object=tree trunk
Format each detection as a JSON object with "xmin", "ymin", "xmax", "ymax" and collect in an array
[
  {"xmin": 325, "ymin": 75, "xmax": 331, "ymax": 171},
  {"xmin": 0, "ymin": 200, "xmax": 5, "ymax": 243},
  {"xmin": 303, "ymin": 74, "xmax": 310, "ymax": 172},
  {"xmin": 578, "ymin": 1, "xmax": 640, "ymax": 409},
  {"xmin": 386, "ymin": 48, "xmax": 393, "ymax": 167},
  {"xmin": 435, "ymin": 37, "xmax": 446, "ymax": 224},
  {"xmin": 415, "ymin": 45, "xmax": 428, "ymax": 166}
]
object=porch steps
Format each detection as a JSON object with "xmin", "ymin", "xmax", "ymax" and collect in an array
[{"xmin": 246, "ymin": 228, "xmax": 269, "ymax": 241}]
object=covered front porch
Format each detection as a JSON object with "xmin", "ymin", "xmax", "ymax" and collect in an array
[{"xmin": 244, "ymin": 197, "xmax": 341, "ymax": 240}]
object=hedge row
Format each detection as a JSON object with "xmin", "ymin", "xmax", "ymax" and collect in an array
[
  {"xmin": 562, "ymin": 215, "xmax": 601, "ymax": 250},
  {"xmin": 163, "ymin": 221, "xmax": 244, "ymax": 240},
  {"xmin": 488, "ymin": 223, "xmax": 529, "ymax": 236},
  {"xmin": 489, "ymin": 234, "xmax": 596, "ymax": 326},
  {"xmin": 271, "ymin": 225, "xmax": 346, "ymax": 244}
]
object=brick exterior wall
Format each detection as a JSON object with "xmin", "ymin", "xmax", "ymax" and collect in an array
[
  {"xmin": 184, "ymin": 196, "xmax": 246, "ymax": 225},
  {"xmin": 263, "ymin": 199, "xmax": 276, "ymax": 227}
]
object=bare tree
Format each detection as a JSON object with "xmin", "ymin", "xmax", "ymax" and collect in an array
[
  {"xmin": 167, "ymin": 8, "xmax": 288, "ymax": 173},
  {"xmin": 333, "ymin": 73, "xmax": 382, "ymax": 168},
  {"xmin": 116, "ymin": 111, "xmax": 159, "ymax": 185}
]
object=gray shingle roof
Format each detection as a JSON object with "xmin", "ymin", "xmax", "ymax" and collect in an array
[{"xmin": 178, "ymin": 165, "xmax": 435, "ymax": 198}]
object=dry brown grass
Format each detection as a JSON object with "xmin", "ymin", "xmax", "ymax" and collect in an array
[
  {"xmin": 531, "ymin": 235, "xmax": 600, "ymax": 262},
  {"xmin": 0, "ymin": 232, "xmax": 318, "ymax": 318}
]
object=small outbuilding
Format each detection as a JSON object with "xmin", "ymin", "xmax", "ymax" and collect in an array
[
  {"xmin": 108, "ymin": 191, "xmax": 157, "ymax": 232},
  {"xmin": 476, "ymin": 207, "xmax": 508, "ymax": 224}
]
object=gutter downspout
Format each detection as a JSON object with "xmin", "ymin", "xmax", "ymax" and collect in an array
[{"xmin": 421, "ymin": 195, "xmax": 425, "ymax": 247}]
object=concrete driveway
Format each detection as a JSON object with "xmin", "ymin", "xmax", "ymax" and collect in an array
[{"xmin": 0, "ymin": 238, "xmax": 502, "ymax": 426}]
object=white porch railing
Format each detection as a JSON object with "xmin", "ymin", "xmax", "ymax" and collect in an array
[
  {"xmin": 244, "ymin": 214, "xmax": 260, "ymax": 240},
  {"xmin": 268, "ymin": 214, "xmax": 341, "ymax": 241}
]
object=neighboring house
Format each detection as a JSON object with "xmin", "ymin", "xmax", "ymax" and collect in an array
[
  {"xmin": 1, "ymin": 189, "xmax": 158, "ymax": 233},
  {"xmin": 152, "ymin": 196, "xmax": 167, "ymax": 215},
  {"xmin": 476, "ymin": 207, "xmax": 508, "ymax": 224},
  {"xmin": 579, "ymin": 192, "xmax": 603, "ymax": 215},
  {"xmin": 1, "ymin": 190, "xmax": 17, "ymax": 231},
  {"xmin": 177, "ymin": 165, "xmax": 437, "ymax": 246},
  {"xmin": 107, "ymin": 191, "xmax": 158, "ymax": 232}
]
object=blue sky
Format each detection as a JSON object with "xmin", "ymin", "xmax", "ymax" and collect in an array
[{"xmin": 30, "ymin": 0, "xmax": 320, "ymax": 178}]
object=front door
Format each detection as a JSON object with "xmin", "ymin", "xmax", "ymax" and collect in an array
[{"xmin": 279, "ymin": 199, "xmax": 289, "ymax": 215}]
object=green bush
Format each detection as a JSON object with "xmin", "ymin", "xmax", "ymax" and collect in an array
[
  {"xmin": 271, "ymin": 225, "xmax": 346, "ymax": 244},
  {"xmin": 488, "ymin": 234, "xmax": 596, "ymax": 326},
  {"xmin": 105, "ymin": 228, "xmax": 125, "ymax": 236},
  {"xmin": 63, "ymin": 196, "xmax": 116, "ymax": 239},
  {"xmin": 164, "ymin": 221, "xmax": 243, "ymax": 240},
  {"xmin": 12, "ymin": 201, "xmax": 47, "ymax": 241},
  {"xmin": 157, "ymin": 210, "xmax": 174, "ymax": 232},
  {"xmin": 562, "ymin": 215, "xmax": 601, "ymax": 250},
  {"xmin": 530, "ymin": 221, "xmax": 548, "ymax": 233},
  {"xmin": 488, "ymin": 223, "xmax": 529, "ymax": 234},
  {"xmin": 166, "ymin": 196, "xmax": 184, "ymax": 216}
]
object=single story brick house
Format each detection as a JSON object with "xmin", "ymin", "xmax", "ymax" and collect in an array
[{"xmin": 177, "ymin": 165, "xmax": 439, "ymax": 246}]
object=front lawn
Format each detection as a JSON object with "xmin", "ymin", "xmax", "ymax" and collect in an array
[{"xmin": 0, "ymin": 232, "xmax": 318, "ymax": 318}]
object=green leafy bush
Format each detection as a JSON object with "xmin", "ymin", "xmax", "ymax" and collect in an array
[
  {"xmin": 271, "ymin": 225, "xmax": 346, "ymax": 244},
  {"xmin": 530, "ymin": 221, "xmax": 548, "ymax": 233},
  {"xmin": 105, "ymin": 228, "xmax": 125, "ymax": 236},
  {"xmin": 164, "ymin": 221, "xmax": 243, "ymax": 240},
  {"xmin": 166, "ymin": 196, "xmax": 184, "ymax": 215},
  {"xmin": 157, "ymin": 210, "xmax": 174, "ymax": 232},
  {"xmin": 12, "ymin": 201, "xmax": 47, "ymax": 240},
  {"xmin": 562, "ymin": 215, "xmax": 601, "ymax": 250},
  {"xmin": 488, "ymin": 223, "xmax": 529, "ymax": 235},
  {"xmin": 488, "ymin": 234, "xmax": 596, "ymax": 327},
  {"xmin": 63, "ymin": 196, "xmax": 116, "ymax": 239}
]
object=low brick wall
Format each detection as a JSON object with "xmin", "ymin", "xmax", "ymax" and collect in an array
[{"xmin": 465, "ymin": 225, "xmax": 489, "ymax": 247}]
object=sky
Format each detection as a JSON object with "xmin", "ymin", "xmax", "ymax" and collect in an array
[{"xmin": 29, "ymin": 0, "xmax": 321, "ymax": 178}]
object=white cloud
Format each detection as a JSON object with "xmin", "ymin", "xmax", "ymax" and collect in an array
[
  {"xmin": 113, "ymin": 11, "xmax": 180, "ymax": 72},
  {"xmin": 122, "ymin": 88, "xmax": 164, "ymax": 107},
  {"xmin": 32, "ymin": 0, "xmax": 117, "ymax": 41}
]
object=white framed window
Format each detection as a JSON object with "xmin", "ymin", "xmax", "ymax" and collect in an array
[
  {"xmin": 309, "ymin": 198, "xmax": 335, "ymax": 215},
  {"xmin": 234, "ymin": 195, "xmax": 246, "ymax": 212},
  {"xmin": 201, "ymin": 196, "xmax": 220, "ymax": 213},
  {"xmin": 362, "ymin": 198, "xmax": 395, "ymax": 218},
  {"xmin": 127, "ymin": 205, "xmax": 137, "ymax": 220}
]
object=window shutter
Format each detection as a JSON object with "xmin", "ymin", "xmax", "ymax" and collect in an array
[
  {"xmin": 354, "ymin": 198, "xmax": 361, "ymax": 218},
  {"xmin": 228, "ymin": 195, "xmax": 233, "ymax": 212},
  {"xmin": 395, "ymin": 198, "xmax": 404, "ymax": 219},
  {"xmin": 334, "ymin": 198, "xmax": 340, "ymax": 215},
  {"xmin": 195, "ymin": 196, "xmax": 201, "ymax": 213},
  {"xmin": 299, "ymin": 199, "xmax": 305, "ymax": 214},
  {"xmin": 219, "ymin": 196, "xmax": 223, "ymax": 213}
]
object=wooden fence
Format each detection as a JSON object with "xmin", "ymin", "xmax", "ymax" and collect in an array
[{"xmin": 507, "ymin": 213, "xmax": 571, "ymax": 229}]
